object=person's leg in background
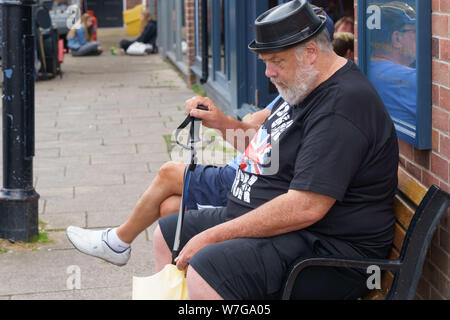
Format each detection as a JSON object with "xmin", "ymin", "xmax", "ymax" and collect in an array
[
  {"xmin": 72, "ymin": 42, "xmax": 102, "ymax": 56},
  {"xmin": 119, "ymin": 39, "xmax": 135, "ymax": 51}
]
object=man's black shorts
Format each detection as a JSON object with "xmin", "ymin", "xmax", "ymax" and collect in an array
[{"xmin": 158, "ymin": 207, "xmax": 370, "ymax": 300}]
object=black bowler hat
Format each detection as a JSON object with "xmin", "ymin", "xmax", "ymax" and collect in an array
[{"xmin": 248, "ymin": 0, "xmax": 327, "ymax": 54}]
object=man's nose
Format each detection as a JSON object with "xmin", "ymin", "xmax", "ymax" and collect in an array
[{"xmin": 265, "ymin": 64, "xmax": 277, "ymax": 78}]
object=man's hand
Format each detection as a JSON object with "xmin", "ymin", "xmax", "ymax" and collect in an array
[
  {"xmin": 185, "ymin": 96, "xmax": 229, "ymax": 130},
  {"xmin": 184, "ymin": 96, "xmax": 264, "ymax": 152},
  {"xmin": 174, "ymin": 229, "xmax": 216, "ymax": 271}
]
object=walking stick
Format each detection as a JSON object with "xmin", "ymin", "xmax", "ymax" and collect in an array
[{"xmin": 172, "ymin": 105, "xmax": 208, "ymax": 264}]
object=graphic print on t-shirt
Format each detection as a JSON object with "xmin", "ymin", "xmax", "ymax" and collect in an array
[
  {"xmin": 240, "ymin": 101, "xmax": 293, "ymax": 176},
  {"xmin": 231, "ymin": 169, "xmax": 258, "ymax": 203},
  {"xmin": 240, "ymin": 128, "xmax": 271, "ymax": 175},
  {"xmin": 234, "ymin": 101, "xmax": 293, "ymax": 203},
  {"xmin": 270, "ymin": 101, "xmax": 294, "ymax": 142}
]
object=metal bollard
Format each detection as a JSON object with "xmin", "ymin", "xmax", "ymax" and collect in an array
[{"xmin": 0, "ymin": 0, "xmax": 39, "ymax": 242}]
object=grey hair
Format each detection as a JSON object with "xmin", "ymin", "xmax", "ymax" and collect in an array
[{"xmin": 294, "ymin": 28, "xmax": 334, "ymax": 59}]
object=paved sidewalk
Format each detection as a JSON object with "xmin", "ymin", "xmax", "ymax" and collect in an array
[{"xmin": 0, "ymin": 28, "xmax": 198, "ymax": 300}]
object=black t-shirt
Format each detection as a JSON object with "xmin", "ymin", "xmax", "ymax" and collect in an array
[
  {"xmin": 136, "ymin": 21, "xmax": 157, "ymax": 44},
  {"xmin": 226, "ymin": 61, "xmax": 399, "ymax": 258}
]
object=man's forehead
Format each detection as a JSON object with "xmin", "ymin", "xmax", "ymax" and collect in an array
[{"xmin": 258, "ymin": 50, "xmax": 291, "ymax": 61}]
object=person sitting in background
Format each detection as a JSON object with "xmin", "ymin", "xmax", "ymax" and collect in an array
[
  {"xmin": 333, "ymin": 31, "xmax": 354, "ymax": 61},
  {"xmin": 119, "ymin": 9, "xmax": 157, "ymax": 54},
  {"xmin": 67, "ymin": 13, "xmax": 102, "ymax": 57},
  {"xmin": 369, "ymin": 2, "xmax": 417, "ymax": 132},
  {"xmin": 334, "ymin": 16, "xmax": 354, "ymax": 34}
]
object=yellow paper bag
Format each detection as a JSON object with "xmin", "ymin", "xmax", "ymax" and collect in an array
[{"xmin": 132, "ymin": 264, "xmax": 189, "ymax": 300}]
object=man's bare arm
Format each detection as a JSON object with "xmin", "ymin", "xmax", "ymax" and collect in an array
[
  {"xmin": 209, "ymin": 190, "xmax": 335, "ymax": 240},
  {"xmin": 185, "ymin": 96, "xmax": 270, "ymax": 152},
  {"xmin": 175, "ymin": 190, "xmax": 336, "ymax": 270}
]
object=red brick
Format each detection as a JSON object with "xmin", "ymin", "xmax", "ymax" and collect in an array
[
  {"xmin": 432, "ymin": 60, "xmax": 439, "ymax": 83},
  {"xmin": 432, "ymin": 37, "xmax": 440, "ymax": 59},
  {"xmin": 431, "ymin": 0, "xmax": 438, "ymax": 11},
  {"xmin": 433, "ymin": 61, "xmax": 450, "ymax": 86},
  {"xmin": 432, "ymin": 83, "xmax": 440, "ymax": 105},
  {"xmin": 432, "ymin": 129, "xmax": 440, "ymax": 152},
  {"xmin": 432, "ymin": 0, "xmax": 440, "ymax": 11},
  {"xmin": 440, "ymin": 86, "xmax": 450, "ymax": 111},
  {"xmin": 433, "ymin": 14, "xmax": 449, "ymax": 37},
  {"xmin": 423, "ymin": 169, "xmax": 441, "ymax": 188},
  {"xmin": 406, "ymin": 160, "xmax": 422, "ymax": 181},
  {"xmin": 431, "ymin": 152, "xmax": 449, "ymax": 181},
  {"xmin": 398, "ymin": 139, "xmax": 414, "ymax": 160},
  {"xmin": 432, "ymin": 106, "xmax": 450, "ymax": 132},
  {"xmin": 441, "ymin": 0, "xmax": 450, "ymax": 13},
  {"xmin": 414, "ymin": 148, "xmax": 431, "ymax": 169},
  {"xmin": 430, "ymin": 244, "xmax": 449, "ymax": 276},
  {"xmin": 440, "ymin": 38, "xmax": 450, "ymax": 61},
  {"xmin": 441, "ymin": 133, "xmax": 450, "ymax": 159}
]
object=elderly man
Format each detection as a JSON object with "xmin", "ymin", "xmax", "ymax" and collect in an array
[
  {"xmin": 65, "ymin": 3, "xmax": 336, "ymax": 269},
  {"xmin": 154, "ymin": 0, "xmax": 399, "ymax": 300}
]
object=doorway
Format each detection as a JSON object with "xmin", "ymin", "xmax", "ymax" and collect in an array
[{"xmin": 87, "ymin": 0, "xmax": 123, "ymax": 28}]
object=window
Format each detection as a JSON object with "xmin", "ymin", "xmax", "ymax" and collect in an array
[
  {"xmin": 193, "ymin": 0, "xmax": 230, "ymax": 84},
  {"xmin": 358, "ymin": 0, "xmax": 431, "ymax": 149}
]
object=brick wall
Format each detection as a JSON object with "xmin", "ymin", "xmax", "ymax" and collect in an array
[
  {"xmin": 185, "ymin": 0, "xmax": 196, "ymax": 85},
  {"xmin": 354, "ymin": 0, "xmax": 449, "ymax": 300}
]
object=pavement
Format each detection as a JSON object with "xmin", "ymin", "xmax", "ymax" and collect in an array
[{"xmin": 0, "ymin": 28, "xmax": 217, "ymax": 300}]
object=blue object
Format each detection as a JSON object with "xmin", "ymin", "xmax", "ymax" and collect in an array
[
  {"xmin": 369, "ymin": 60, "xmax": 417, "ymax": 140},
  {"xmin": 313, "ymin": 6, "xmax": 334, "ymax": 40},
  {"xmin": 67, "ymin": 26, "xmax": 88, "ymax": 51}
]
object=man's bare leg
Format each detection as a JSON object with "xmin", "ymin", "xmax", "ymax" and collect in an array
[
  {"xmin": 116, "ymin": 161, "xmax": 186, "ymax": 243},
  {"xmin": 160, "ymin": 195, "xmax": 182, "ymax": 217},
  {"xmin": 153, "ymin": 225, "xmax": 174, "ymax": 271},
  {"xmin": 186, "ymin": 267, "xmax": 224, "ymax": 300}
]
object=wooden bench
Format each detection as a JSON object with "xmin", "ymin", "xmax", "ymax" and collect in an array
[{"xmin": 282, "ymin": 166, "xmax": 450, "ymax": 300}]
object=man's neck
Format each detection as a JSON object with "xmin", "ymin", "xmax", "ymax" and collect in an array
[
  {"xmin": 315, "ymin": 53, "xmax": 348, "ymax": 88},
  {"xmin": 372, "ymin": 51, "xmax": 411, "ymax": 67}
]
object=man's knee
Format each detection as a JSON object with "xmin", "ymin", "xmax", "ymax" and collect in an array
[
  {"xmin": 158, "ymin": 161, "xmax": 185, "ymax": 182},
  {"xmin": 160, "ymin": 196, "xmax": 181, "ymax": 217}
]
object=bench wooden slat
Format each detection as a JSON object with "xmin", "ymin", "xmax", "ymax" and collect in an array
[
  {"xmin": 393, "ymin": 222, "xmax": 407, "ymax": 252},
  {"xmin": 364, "ymin": 290, "xmax": 385, "ymax": 300},
  {"xmin": 393, "ymin": 196, "xmax": 415, "ymax": 229},
  {"xmin": 381, "ymin": 271, "xmax": 394, "ymax": 295},
  {"xmin": 397, "ymin": 166, "xmax": 428, "ymax": 207}
]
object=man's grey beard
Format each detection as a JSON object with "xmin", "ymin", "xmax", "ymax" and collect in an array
[{"xmin": 271, "ymin": 61, "xmax": 320, "ymax": 105}]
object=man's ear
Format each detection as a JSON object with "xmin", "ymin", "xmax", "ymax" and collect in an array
[
  {"xmin": 391, "ymin": 31, "xmax": 403, "ymax": 49},
  {"xmin": 345, "ymin": 49, "xmax": 353, "ymax": 60},
  {"xmin": 304, "ymin": 41, "xmax": 319, "ymax": 64}
]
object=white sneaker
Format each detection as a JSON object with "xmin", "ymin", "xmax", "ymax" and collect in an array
[{"xmin": 66, "ymin": 226, "xmax": 131, "ymax": 266}]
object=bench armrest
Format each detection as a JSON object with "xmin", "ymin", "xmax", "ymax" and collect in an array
[{"xmin": 281, "ymin": 257, "xmax": 402, "ymax": 300}]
